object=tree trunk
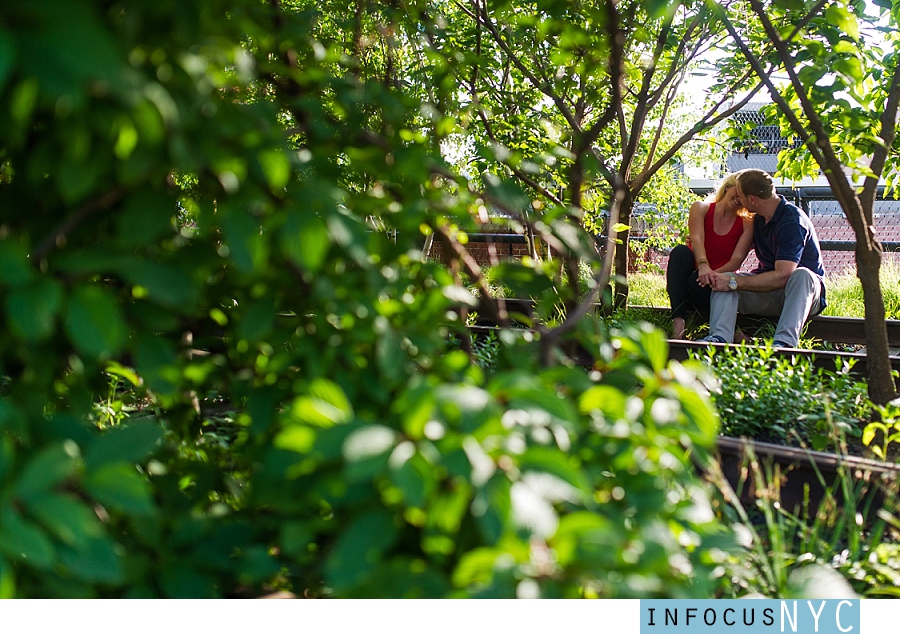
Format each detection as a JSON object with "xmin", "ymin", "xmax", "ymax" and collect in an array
[
  {"xmin": 833, "ymin": 188, "xmax": 898, "ymax": 404},
  {"xmin": 612, "ymin": 195, "xmax": 634, "ymax": 309},
  {"xmin": 856, "ymin": 243, "xmax": 898, "ymax": 404}
]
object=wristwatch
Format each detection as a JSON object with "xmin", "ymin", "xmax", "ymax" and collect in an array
[{"xmin": 727, "ymin": 274, "xmax": 738, "ymax": 291}]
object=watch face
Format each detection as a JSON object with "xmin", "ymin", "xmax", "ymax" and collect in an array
[{"xmin": 728, "ymin": 277, "xmax": 738, "ymax": 290}]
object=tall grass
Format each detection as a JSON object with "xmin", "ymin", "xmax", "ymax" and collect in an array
[
  {"xmin": 625, "ymin": 262, "xmax": 900, "ymax": 319},
  {"xmin": 822, "ymin": 260, "xmax": 900, "ymax": 319},
  {"xmin": 626, "ymin": 272, "xmax": 669, "ymax": 307}
]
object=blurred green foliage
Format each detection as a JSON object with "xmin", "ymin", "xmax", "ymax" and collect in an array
[{"xmin": 0, "ymin": 0, "xmax": 735, "ymax": 597}]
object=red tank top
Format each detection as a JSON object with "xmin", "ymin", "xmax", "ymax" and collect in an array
[{"xmin": 697, "ymin": 202, "xmax": 745, "ymax": 270}]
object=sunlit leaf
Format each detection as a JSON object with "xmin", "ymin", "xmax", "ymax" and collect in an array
[{"xmin": 258, "ymin": 148, "xmax": 292, "ymax": 191}]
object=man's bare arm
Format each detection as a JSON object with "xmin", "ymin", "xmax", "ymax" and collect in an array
[{"xmin": 709, "ymin": 260, "xmax": 797, "ymax": 292}]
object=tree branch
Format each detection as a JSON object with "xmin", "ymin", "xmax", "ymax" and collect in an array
[{"xmin": 32, "ymin": 188, "xmax": 126, "ymax": 262}]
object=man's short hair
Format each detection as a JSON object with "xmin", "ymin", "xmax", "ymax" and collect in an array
[{"xmin": 736, "ymin": 169, "xmax": 776, "ymax": 199}]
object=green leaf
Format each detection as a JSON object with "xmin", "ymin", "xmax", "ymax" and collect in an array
[
  {"xmin": 0, "ymin": 436, "xmax": 12, "ymax": 480},
  {"xmin": 159, "ymin": 564, "xmax": 218, "ymax": 598},
  {"xmin": 0, "ymin": 238, "xmax": 32, "ymax": 287},
  {"xmin": 644, "ymin": 0, "xmax": 671, "ymax": 19},
  {"xmin": 64, "ymin": 285, "xmax": 128, "ymax": 358},
  {"xmin": 116, "ymin": 190, "xmax": 176, "ymax": 249},
  {"xmin": 258, "ymin": 148, "xmax": 292, "ymax": 191},
  {"xmin": 0, "ymin": 29, "xmax": 14, "ymax": 95},
  {"xmin": 0, "ymin": 509, "xmax": 56, "ymax": 570},
  {"xmin": 640, "ymin": 326, "xmax": 669, "ymax": 372},
  {"xmin": 325, "ymin": 510, "xmax": 398, "ymax": 592},
  {"xmin": 377, "ymin": 329, "xmax": 407, "ymax": 384},
  {"xmin": 18, "ymin": 0, "xmax": 122, "ymax": 95},
  {"xmin": 453, "ymin": 547, "xmax": 504, "ymax": 588},
  {"xmin": 57, "ymin": 537, "xmax": 124, "ymax": 584},
  {"xmin": 508, "ymin": 389, "xmax": 578, "ymax": 426},
  {"xmin": 56, "ymin": 158, "xmax": 103, "ymax": 203},
  {"xmin": 519, "ymin": 447, "xmax": 590, "ymax": 495},
  {"xmin": 84, "ymin": 463, "xmax": 156, "ymax": 516},
  {"xmin": 5, "ymin": 277, "xmax": 63, "ymax": 341},
  {"xmin": 473, "ymin": 472, "xmax": 511, "ymax": 543},
  {"xmin": 395, "ymin": 384, "xmax": 435, "ymax": 439},
  {"xmin": 0, "ymin": 555, "xmax": 14, "ymax": 598},
  {"xmin": 237, "ymin": 545, "xmax": 281, "ymax": 586},
  {"xmin": 825, "ymin": 5, "xmax": 860, "ymax": 40},
  {"xmin": 279, "ymin": 211, "xmax": 330, "ymax": 273},
  {"xmin": 275, "ymin": 425, "xmax": 316, "ymax": 461},
  {"xmin": 15, "ymin": 441, "xmax": 79, "ymax": 497},
  {"xmin": 220, "ymin": 208, "xmax": 267, "ymax": 273},
  {"xmin": 288, "ymin": 381, "xmax": 353, "ymax": 428},
  {"xmin": 487, "ymin": 262, "xmax": 554, "ymax": 298},
  {"xmin": 25, "ymin": 493, "xmax": 104, "ymax": 547},
  {"xmin": 390, "ymin": 447, "xmax": 432, "ymax": 509},
  {"xmin": 342, "ymin": 425, "xmax": 398, "ymax": 462},
  {"xmin": 309, "ymin": 378, "xmax": 353, "ymax": 418},
  {"xmin": 279, "ymin": 522, "xmax": 314, "ymax": 558},
  {"xmin": 551, "ymin": 511, "xmax": 616, "ymax": 567},
  {"xmin": 579, "ymin": 384, "xmax": 626, "ymax": 417},
  {"xmin": 133, "ymin": 334, "xmax": 178, "ymax": 395},
  {"xmin": 235, "ymin": 298, "xmax": 275, "ymax": 341},
  {"xmin": 483, "ymin": 174, "xmax": 531, "ymax": 214},
  {"xmin": 833, "ymin": 58, "xmax": 863, "ymax": 84},
  {"xmin": 118, "ymin": 260, "xmax": 197, "ymax": 310},
  {"xmin": 84, "ymin": 423, "xmax": 164, "ymax": 470}
]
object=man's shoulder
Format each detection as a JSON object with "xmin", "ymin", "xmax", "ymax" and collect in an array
[{"xmin": 775, "ymin": 201, "xmax": 810, "ymax": 227}]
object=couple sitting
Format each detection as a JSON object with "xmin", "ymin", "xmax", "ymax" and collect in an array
[{"xmin": 666, "ymin": 168, "xmax": 827, "ymax": 348}]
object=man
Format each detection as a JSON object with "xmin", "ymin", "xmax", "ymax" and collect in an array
[{"xmin": 700, "ymin": 169, "xmax": 826, "ymax": 347}]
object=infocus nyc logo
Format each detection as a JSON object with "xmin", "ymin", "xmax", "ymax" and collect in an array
[{"xmin": 640, "ymin": 600, "xmax": 860, "ymax": 634}]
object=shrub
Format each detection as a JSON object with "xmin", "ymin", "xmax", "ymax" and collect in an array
[
  {"xmin": 692, "ymin": 344, "xmax": 869, "ymax": 449},
  {"xmin": 0, "ymin": 0, "xmax": 736, "ymax": 597}
]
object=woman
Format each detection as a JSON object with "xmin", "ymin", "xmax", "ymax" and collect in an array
[{"xmin": 666, "ymin": 173, "xmax": 754, "ymax": 339}]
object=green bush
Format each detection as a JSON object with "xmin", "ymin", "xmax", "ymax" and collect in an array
[
  {"xmin": 692, "ymin": 344, "xmax": 869, "ymax": 449},
  {"xmin": 0, "ymin": 0, "xmax": 736, "ymax": 597}
]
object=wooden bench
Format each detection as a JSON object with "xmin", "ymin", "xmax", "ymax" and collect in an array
[{"xmin": 628, "ymin": 305, "xmax": 900, "ymax": 348}]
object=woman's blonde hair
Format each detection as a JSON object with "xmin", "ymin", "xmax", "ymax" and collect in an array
[{"xmin": 711, "ymin": 172, "xmax": 753, "ymax": 219}]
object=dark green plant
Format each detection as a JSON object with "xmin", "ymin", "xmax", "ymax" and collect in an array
[
  {"xmin": 693, "ymin": 344, "xmax": 869, "ymax": 449},
  {"xmin": 709, "ymin": 444, "xmax": 900, "ymax": 598},
  {"xmin": 0, "ymin": 0, "xmax": 738, "ymax": 597}
]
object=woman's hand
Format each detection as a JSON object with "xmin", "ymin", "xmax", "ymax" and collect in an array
[{"xmin": 696, "ymin": 263, "xmax": 715, "ymax": 287}]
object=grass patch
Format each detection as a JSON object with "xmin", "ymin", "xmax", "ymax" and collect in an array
[
  {"xmin": 822, "ymin": 260, "xmax": 900, "ymax": 319},
  {"xmin": 625, "ymin": 271, "xmax": 669, "ymax": 307}
]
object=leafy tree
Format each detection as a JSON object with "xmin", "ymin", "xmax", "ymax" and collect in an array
[
  {"xmin": 714, "ymin": 0, "xmax": 900, "ymax": 404},
  {"xmin": 0, "ymin": 0, "xmax": 734, "ymax": 596},
  {"xmin": 438, "ymin": 0, "xmax": 770, "ymax": 306}
]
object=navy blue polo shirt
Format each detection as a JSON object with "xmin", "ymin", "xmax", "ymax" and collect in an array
[{"xmin": 752, "ymin": 196, "xmax": 827, "ymax": 308}]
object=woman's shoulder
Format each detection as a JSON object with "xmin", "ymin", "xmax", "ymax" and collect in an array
[{"xmin": 690, "ymin": 200, "xmax": 711, "ymax": 215}]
